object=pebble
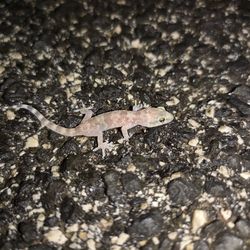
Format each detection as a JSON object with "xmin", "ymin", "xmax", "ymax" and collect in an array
[
  {"xmin": 218, "ymin": 125, "xmax": 233, "ymax": 134},
  {"xmin": 87, "ymin": 239, "xmax": 96, "ymax": 250},
  {"xmin": 128, "ymin": 210, "xmax": 163, "ymax": 239},
  {"xmin": 192, "ymin": 209, "xmax": 208, "ymax": 233},
  {"xmin": 25, "ymin": 135, "xmax": 39, "ymax": 148},
  {"xmin": 44, "ymin": 229, "xmax": 68, "ymax": 245}
]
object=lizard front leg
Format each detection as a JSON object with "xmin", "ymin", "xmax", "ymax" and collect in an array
[{"xmin": 75, "ymin": 108, "xmax": 93, "ymax": 123}]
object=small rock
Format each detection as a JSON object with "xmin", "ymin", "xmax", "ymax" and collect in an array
[
  {"xmin": 25, "ymin": 135, "xmax": 39, "ymax": 148},
  {"xmin": 44, "ymin": 229, "xmax": 67, "ymax": 245},
  {"xmin": 188, "ymin": 137, "xmax": 199, "ymax": 147},
  {"xmin": 228, "ymin": 85, "xmax": 250, "ymax": 115},
  {"xmin": 128, "ymin": 210, "xmax": 163, "ymax": 240},
  {"xmin": 42, "ymin": 180, "xmax": 67, "ymax": 211},
  {"xmin": 103, "ymin": 171, "xmax": 123, "ymax": 201},
  {"xmin": 121, "ymin": 173, "xmax": 142, "ymax": 193},
  {"xmin": 57, "ymin": 140, "xmax": 80, "ymax": 156},
  {"xmin": 218, "ymin": 125, "xmax": 233, "ymax": 134},
  {"xmin": 204, "ymin": 177, "xmax": 228, "ymax": 197},
  {"xmin": 59, "ymin": 154, "xmax": 85, "ymax": 172},
  {"xmin": 212, "ymin": 233, "xmax": 243, "ymax": 250},
  {"xmin": 116, "ymin": 232, "xmax": 130, "ymax": 245},
  {"xmin": 159, "ymin": 237, "xmax": 173, "ymax": 250},
  {"xmin": 167, "ymin": 178, "xmax": 199, "ymax": 206},
  {"xmin": 235, "ymin": 220, "xmax": 250, "ymax": 238},
  {"xmin": 231, "ymin": 85, "xmax": 250, "ymax": 106},
  {"xmin": 192, "ymin": 210, "xmax": 208, "ymax": 233},
  {"xmin": 87, "ymin": 239, "xmax": 96, "ymax": 250},
  {"xmin": 18, "ymin": 221, "xmax": 37, "ymax": 243},
  {"xmin": 60, "ymin": 197, "xmax": 84, "ymax": 223},
  {"xmin": 193, "ymin": 240, "xmax": 209, "ymax": 250}
]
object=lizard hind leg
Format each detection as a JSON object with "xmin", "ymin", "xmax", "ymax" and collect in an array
[
  {"xmin": 93, "ymin": 133, "xmax": 114, "ymax": 158},
  {"xmin": 121, "ymin": 126, "xmax": 130, "ymax": 141}
]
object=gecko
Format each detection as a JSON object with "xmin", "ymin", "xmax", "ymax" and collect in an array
[{"xmin": 11, "ymin": 104, "xmax": 174, "ymax": 157}]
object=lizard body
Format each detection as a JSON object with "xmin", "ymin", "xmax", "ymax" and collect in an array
[{"xmin": 12, "ymin": 104, "xmax": 174, "ymax": 157}]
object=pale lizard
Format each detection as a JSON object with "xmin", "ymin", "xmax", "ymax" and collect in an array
[{"xmin": 11, "ymin": 104, "xmax": 174, "ymax": 157}]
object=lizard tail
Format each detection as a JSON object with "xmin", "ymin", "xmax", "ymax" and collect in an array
[{"xmin": 12, "ymin": 104, "xmax": 80, "ymax": 137}]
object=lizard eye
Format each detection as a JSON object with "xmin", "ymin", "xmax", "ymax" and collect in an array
[{"xmin": 159, "ymin": 117, "xmax": 165, "ymax": 123}]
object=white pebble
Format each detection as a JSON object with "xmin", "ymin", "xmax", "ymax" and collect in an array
[
  {"xmin": 116, "ymin": 232, "xmax": 129, "ymax": 245},
  {"xmin": 87, "ymin": 239, "xmax": 96, "ymax": 250},
  {"xmin": 192, "ymin": 209, "xmax": 208, "ymax": 233},
  {"xmin": 188, "ymin": 119, "xmax": 201, "ymax": 129},
  {"xmin": 218, "ymin": 125, "xmax": 233, "ymax": 134},
  {"xmin": 188, "ymin": 137, "xmax": 199, "ymax": 147},
  {"xmin": 25, "ymin": 135, "xmax": 39, "ymax": 148},
  {"xmin": 44, "ymin": 229, "xmax": 68, "ymax": 245},
  {"xmin": 170, "ymin": 31, "xmax": 180, "ymax": 40},
  {"xmin": 6, "ymin": 110, "xmax": 16, "ymax": 120},
  {"xmin": 166, "ymin": 96, "xmax": 180, "ymax": 106}
]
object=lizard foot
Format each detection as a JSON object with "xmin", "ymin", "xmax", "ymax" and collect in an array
[
  {"xmin": 75, "ymin": 106, "xmax": 93, "ymax": 114},
  {"xmin": 93, "ymin": 141, "xmax": 115, "ymax": 158},
  {"xmin": 75, "ymin": 100, "xmax": 94, "ymax": 114}
]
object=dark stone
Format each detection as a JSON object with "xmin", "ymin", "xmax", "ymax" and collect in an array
[
  {"xmin": 34, "ymin": 172, "xmax": 52, "ymax": 186},
  {"xmin": 0, "ymin": 148, "xmax": 16, "ymax": 163},
  {"xmin": 159, "ymin": 236, "xmax": 173, "ymax": 250},
  {"xmin": 228, "ymin": 56, "xmax": 250, "ymax": 74},
  {"xmin": 228, "ymin": 97, "xmax": 250, "ymax": 116},
  {"xmin": 18, "ymin": 221, "xmax": 37, "ymax": 243},
  {"xmin": 207, "ymin": 139, "xmax": 220, "ymax": 159},
  {"xmin": 194, "ymin": 240, "xmax": 209, "ymax": 250},
  {"xmin": 60, "ymin": 196, "xmax": 84, "ymax": 223},
  {"xmin": 239, "ymin": 0, "xmax": 250, "ymax": 14},
  {"xmin": 58, "ymin": 114, "xmax": 82, "ymax": 128},
  {"xmin": 77, "ymin": 167, "xmax": 105, "ymax": 200},
  {"xmin": 204, "ymin": 177, "xmax": 228, "ymax": 197},
  {"xmin": 105, "ymin": 67, "xmax": 125, "ymax": 80},
  {"xmin": 105, "ymin": 48, "xmax": 132, "ymax": 64},
  {"xmin": 232, "ymin": 85, "xmax": 250, "ymax": 104},
  {"xmin": 44, "ymin": 216, "xmax": 59, "ymax": 227},
  {"xmin": 0, "ymin": 209, "xmax": 12, "ymax": 235},
  {"xmin": 121, "ymin": 173, "xmax": 142, "ymax": 193},
  {"xmin": 13, "ymin": 181, "xmax": 34, "ymax": 211},
  {"xmin": 135, "ymin": 24, "xmax": 161, "ymax": 42},
  {"xmin": 220, "ymin": 135, "xmax": 238, "ymax": 154},
  {"xmin": 226, "ymin": 155, "xmax": 241, "ymax": 171},
  {"xmin": 212, "ymin": 232, "xmax": 243, "ymax": 250},
  {"xmin": 2, "ymin": 80, "xmax": 30, "ymax": 105},
  {"xmin": 128, "ymin": 210, "xmax": 163, "ymax": 240},
  {"xmin": 97, "ymin": 85, "xmax": 124, "ymax": 102},
  {"xmin": 132, "ymin": 70, "xmax": 151, "ymax": 85},
  {"xmin": 35, "ymin": 148, "xmax": 53, "ymax": 163},
  {"xmin": 29, "ymin": 244, "xmax": 56, "ymax": 250},
  {"xmin": 201, "ymin": 220, "xmax": 225, "ymax": 239},
  {"xmin": 228, "ymin": 85, "xmax": 250, "ymax": 115},
  {"xmin": 235, "ymin": 219, "xmax": 250, "ymax": 238},
  {"xmin": 41, "ymin": 180, "xmax": 67, "ymax": 211},
  {"xmin": 60, "ymin": 154, "xmax": 86, "ymax": 172},
  {"xmin": 103, "ymin": 170, "xmax": 123, "ymax": 201},
  {"xmin": 242, "ymin": 153, "xmax": 250, "ymax": 171},
  {"xmin": 167, "ymin": 178, "xmax": 199, "ymax": 206},
  {"xmin": 57, "ymin": 139, "xmax": 80, "ymax": 157}
]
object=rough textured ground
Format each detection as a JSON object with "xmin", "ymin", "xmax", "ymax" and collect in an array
[{"xmin": 0, "ymin": 0, "xmax": 250, "ymax": 249}]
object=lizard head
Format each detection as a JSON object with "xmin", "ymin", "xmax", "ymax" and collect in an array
[{"xmin": 138, "ymin": 107, "xmax": 174, "ymax": 128}]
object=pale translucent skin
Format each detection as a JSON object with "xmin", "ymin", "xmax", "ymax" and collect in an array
[{"xmin": 12, "ymin": 105, "xmax": 174, "ymax": 157}]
